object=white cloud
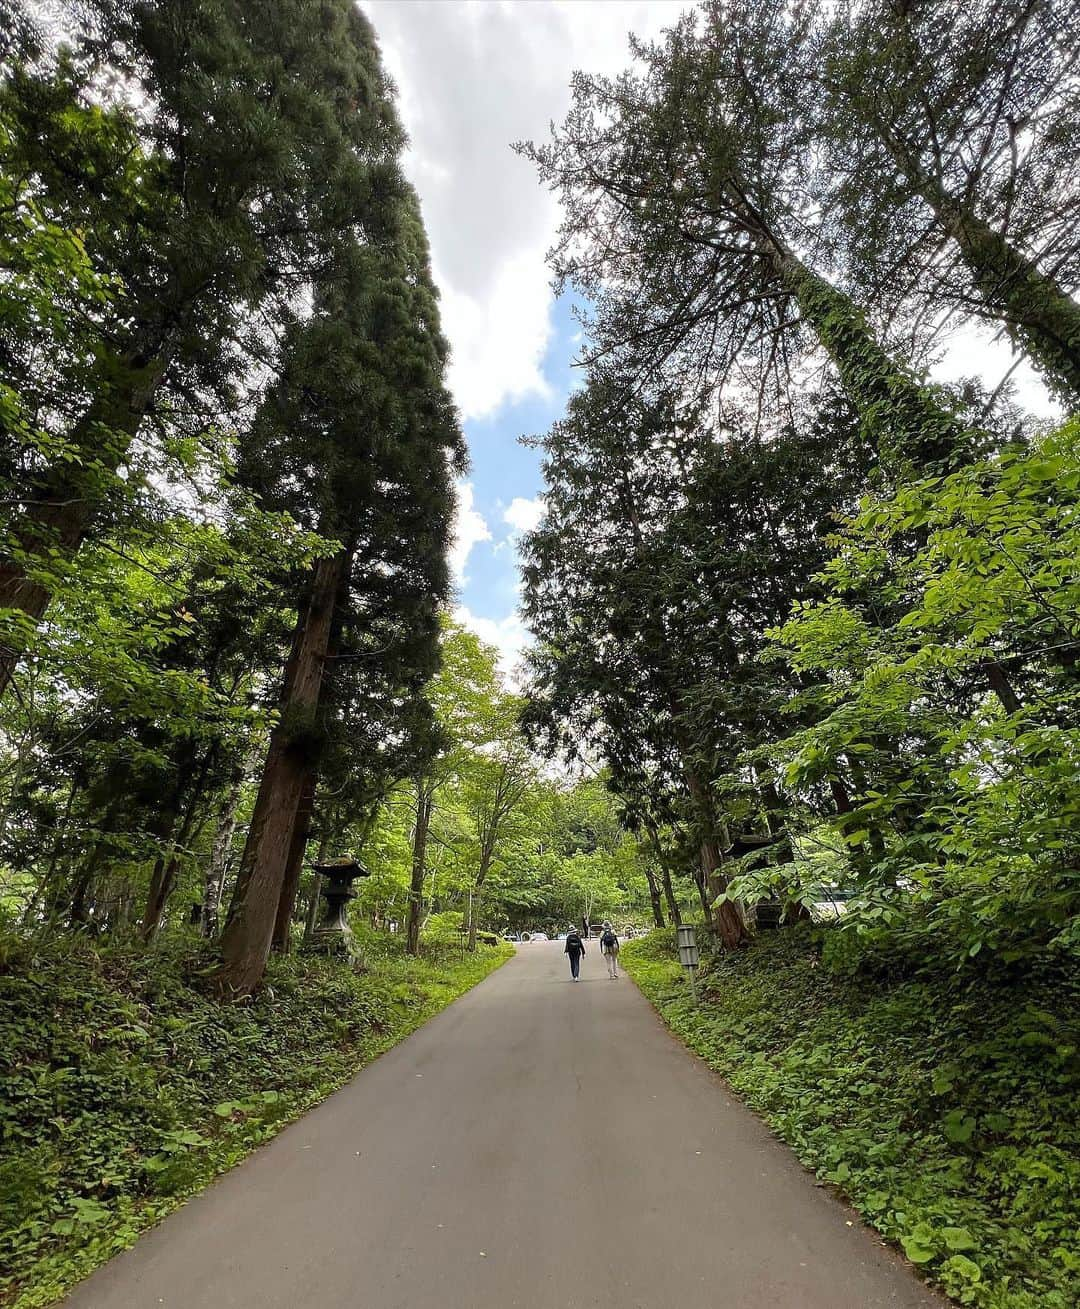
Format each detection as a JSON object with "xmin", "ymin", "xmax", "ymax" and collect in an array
[
  {"xmin": 439, "ymin": 252, "xmax": 555, "ymax": 421},
  {"xmin": 454, "ymin": 604, "xmax": 532, "ymax": 688},
  {"xmin": 449, "ymin": 480, "xmax": 491, "ymax": 584},
  {"xmin": 503, "ymin": 495, "xmax": 546, "ymax": 535},
  {"xmin": 931, "ymin": 323, "xmax": 1060, "ymax": 419},
  {"xmin": 363, "ymin": 0, "xmax": 685, "ymax": 421}
]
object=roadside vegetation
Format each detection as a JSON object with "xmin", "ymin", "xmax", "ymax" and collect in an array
[
  {"xmin": 0, "ymin": 932, "xmax": 511, "ymax": 1308},
  {"xmin": 623, "ymin": 930, "xmax": 1079, "ymax": 1309}
]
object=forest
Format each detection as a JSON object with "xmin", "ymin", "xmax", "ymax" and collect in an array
[{"xmin": 1, "ymin": 1, "xmax": 1078, "ymax": 1307}]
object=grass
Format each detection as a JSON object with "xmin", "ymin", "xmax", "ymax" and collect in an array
[
  {"xmin": 621, "ymin": 927, "xmax": 1079, "ymax": 1309},
  {"xmin": 0, "ymin": 929, "xmax": 511, "ymax": 1308}
]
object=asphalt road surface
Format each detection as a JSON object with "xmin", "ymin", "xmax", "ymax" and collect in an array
[{"xmin": 64, "ymin": 941, "xmax": 945, "ymax": 1309}]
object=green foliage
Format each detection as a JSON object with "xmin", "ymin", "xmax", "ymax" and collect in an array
[
  {"xmin": 623, "ymin": 929, "xmax": 1080, "ymax": 1309},
  {"xmin": 349, "ymin": 622, "xmax": 658, "ymax": 943},
  {"xmin": 0, "ymin": 931, "xmax": 510, "ymax": 1307},
  {"xmin": 771, "ymin": 418, "xmax": 1080, "ymax": 962}
]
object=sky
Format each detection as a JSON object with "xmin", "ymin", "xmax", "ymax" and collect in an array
[
  {"xmin": 361, "ymin": 0, "xmax": 1058, "ymax": 684},
  {"xmin": 362, "ymin": 0, "xmax": 683, "ymax": 680}
]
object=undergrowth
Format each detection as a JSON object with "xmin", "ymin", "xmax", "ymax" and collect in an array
[
  {"xmin": 0, "ymin": 931, "xmax": 510, "ymax": 1307},
  {"xmin": 621, "ymin": 928, "xmax": 1079, "ymax": 1309}
]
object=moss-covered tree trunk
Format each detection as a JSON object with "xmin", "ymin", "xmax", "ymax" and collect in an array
[
  {"xmin": 872, "ymin": 123, "xmax": 1080, "ymax": 401},
  {"xmin": 765, "ymin": 246, "xmax": 968, "ymax": 471}
]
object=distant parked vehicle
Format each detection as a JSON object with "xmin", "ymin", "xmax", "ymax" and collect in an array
[
  {"xmin": 810, "ymin": 888, "xmax": 855, "ymax": 921},
  {"xmin": 519, "ymin": 931, "xmax": 548, "ymax": 942}
]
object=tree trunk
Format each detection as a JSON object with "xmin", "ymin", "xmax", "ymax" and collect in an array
[
  {"xmin": 873, "ymin": 124, "xmax": 1080, "ymax": 400},
  {"xmin": 642, "ymin": 816, "xmax": 683, "ymax": 926},
  {"xmin": 683, "ymin": 765, "xmax": 749, "ymax": 948},
  {"xmin": 659, "ymin": 861, "xmax": 682, "ymax": 927},
  {"xmin": 943, "ymin": 200, "xmax": 1080, "ymax": 399},
  {"xmin": 0, "ymin": 353, "xmax": 168, "ymax": 698},
  {"xmin": 302, "ymin": 834, "xmax": 331, "ymax": 946},
  {"xmin": 137, "ymin": 799, "xmax": 180, "ymax": 942},
  {"xmin": 270, "ymin": 547, "xmax": 352, "ymax": 956},
  {"xmin": 767, "ymin": 244, "xmax": 967, "ymax": 472},
  {"xmin": 68, "ymin": 844, "xmax": 106, "ymax": 928},
  {"xmin": 642, "ymin": 861, "xmax": 665, "ymax": 928},
  {"xmin": 691, "ymin": 852, "xmax": 713, "ymax": 921},
  {"xmin": 202, "ymin": 774, "xmax": 243, "ymax": 939},
  {"xmin": 697, "ymin": 832, "xmax": 748, "ymax": 949},
  {"xmin": 211, "ymin": 551, "xmax": 345, "ymax": 998},
  {"xmin": 406, "ymin": 781, "xmax": 433, "ymax": 957},
  {"xmin": 141, "ymin": 852, "xmax": 179, "ymax": 942},
  {"xmin": 985, "ymin": 659, "xmax": 1023, "ymax": 714},
  {"xmin": 22, "ymin": 781, "xmax": 82, "ymax": 929},
  {"xmin": 140, "ymin": 748, "xmax": 215, "ymax": 942},
  {"xmin": 467, "ymin": 842, "xmax": 495, "ymax": 951},
  {"xmin": 272, "ymin": 773, "xmax": 317, "ymax": 953}
]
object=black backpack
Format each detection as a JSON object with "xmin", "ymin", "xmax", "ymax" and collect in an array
[
  {"xmin": 566, "ymin": 932, "xmax": 583, "ymax": 951},
  {"xmin": 601, "ymin": 930, "xmax": 617, "ymax": 949}
]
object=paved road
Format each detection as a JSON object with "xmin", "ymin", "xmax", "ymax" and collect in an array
[{"xmin": 65, "ymin": 942, "xmax": 945, "ymax": 1309}]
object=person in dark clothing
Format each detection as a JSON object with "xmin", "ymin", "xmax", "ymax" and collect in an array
[{"xmin": 564, "ymin": 925, "xmax": 586, "ymax": 981}]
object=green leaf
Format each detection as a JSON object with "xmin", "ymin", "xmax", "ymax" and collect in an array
[
  {"xmin": 942, "ymin": 1110, "xmax": 977, "ymax": 1144},
  {"xmin": 931, "ymin": 1069, "xmax": 955, "ymax": 1095},
  {"xmin": 901, "ymin": 1234, "xmax": 936, "ymax": 1264},
  {"xmin": 942, "ymin": 1254, "xmax": 981, "ymax": 1282},
  {"xmin": 942, "ymin": 1227, "xmax": 977, "ymax": 1252}
]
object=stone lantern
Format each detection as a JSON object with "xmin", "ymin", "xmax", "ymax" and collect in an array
[{"xmin": 306, "ymin": 856, "xmax": 370, "ymax": 958}]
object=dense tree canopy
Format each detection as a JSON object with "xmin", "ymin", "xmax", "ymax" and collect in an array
[{"xmin": 520, "ymin": 0, "xmax": 1080, "ymax": 965}]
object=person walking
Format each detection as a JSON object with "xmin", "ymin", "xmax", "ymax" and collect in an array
[
  {"xmin": 564, "ymin": 925, "xmax": 586, "ymax": 981},
  {"xmin": 600, "ymin": 922, "xmax": 621, "ymax": 979}
]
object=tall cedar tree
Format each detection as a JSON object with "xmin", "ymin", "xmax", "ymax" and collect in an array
[
  {"xmin": 520, "ymin": 2, "xmax": 976, "ymax": 476},
  {"xmin": 0, "ymin": 0, "xmax": 405, "ymax": 694},
  {"xmin": 521, "ymin": 376, "xmax": 867, "ymax": 943},
  {"xmin": 214, "ymin": 209, "xmax": 461, "ymax": 997},
  {"xmin": 815, "ymin": 0, "xmax": 1080, "ymax": 401}
]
